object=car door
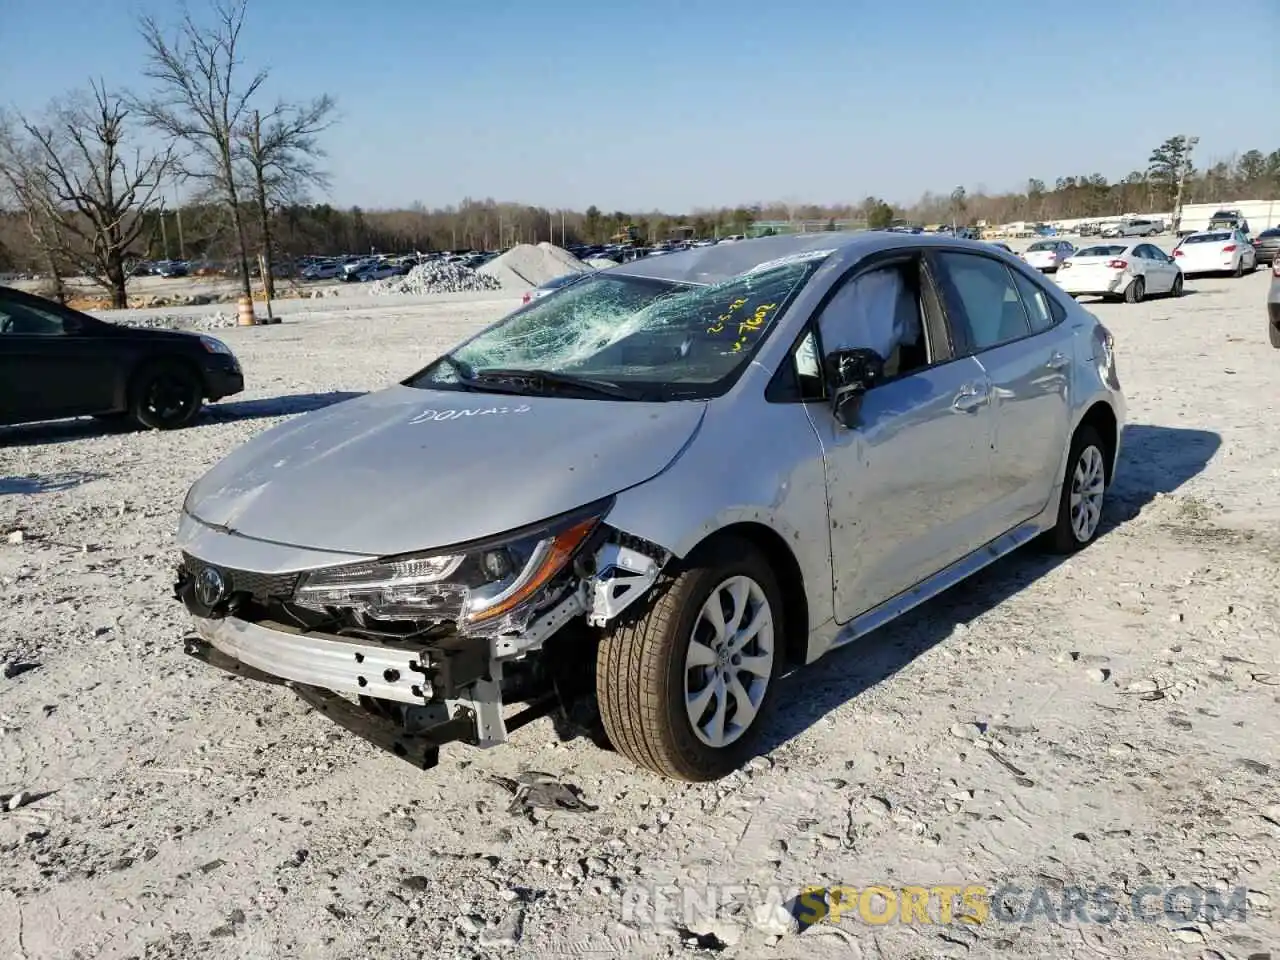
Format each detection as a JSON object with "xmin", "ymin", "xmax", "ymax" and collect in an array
[
  {"xmin": 1131, "ymin": 244, "xmax": 1155, "ymax": 289},
  {"xmin": 928, "ymin": 250, "xmax": 1074, "ymax": 535},
  {"xmin": 1238, "ymin": 231, "xmax": 1256, "ymax": 269},
  {"xmin": 0, "ymin": 291, "xmax": 118, "ymax": 422},
  {"xmin": 798, "ymin": 251, "xmax": 998, "ymax": 623},
  {"xmin": 1141, "ymin": 244, "xmax": 1175, "ymax": 291}
]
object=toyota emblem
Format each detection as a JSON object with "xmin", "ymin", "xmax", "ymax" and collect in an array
[{"xmin": 194, "ymin": 566, "xmax": 227, "ymax": 607}]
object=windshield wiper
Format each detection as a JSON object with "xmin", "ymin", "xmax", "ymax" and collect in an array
[{"xmin": 473, "ymin": 368, "xmax": 643, "ymax": 401}]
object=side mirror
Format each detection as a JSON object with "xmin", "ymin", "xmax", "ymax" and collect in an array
[{"xmin": 824, "ymin": 348, "xmax": 885, "ymax": 428}]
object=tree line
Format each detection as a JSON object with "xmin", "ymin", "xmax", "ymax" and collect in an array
[{"xmin": 1, "ymin": 6, "xmax": 1277, "ymax": 309}]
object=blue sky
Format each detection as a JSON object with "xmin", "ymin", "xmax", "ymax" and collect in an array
[{"xmin": 4, "ymin": 0, "xmax": 1278, "ymax": 211}]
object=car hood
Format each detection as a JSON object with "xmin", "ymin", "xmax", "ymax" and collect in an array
[{"xmin": 183, "ymin": 385, "xmax": 707, "ymax": 557}]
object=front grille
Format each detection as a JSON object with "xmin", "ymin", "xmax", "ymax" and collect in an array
[{"xmin": 181, "ymin": 553, "xmax": 300, "ymax": 600}]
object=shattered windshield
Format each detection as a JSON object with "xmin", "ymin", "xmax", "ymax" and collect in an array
[{"xmin": 407, "ymin": 258, "xmax": 824, "ymax": 400}]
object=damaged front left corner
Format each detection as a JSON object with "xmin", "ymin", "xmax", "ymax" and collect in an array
[{"xmin": 585, "ymin": 539, "xmax": 667, "ymax": 626}]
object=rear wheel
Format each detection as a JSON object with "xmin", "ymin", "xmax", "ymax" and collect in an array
[
  {"xmin": 1045, "ymin": 425, "xmax": 1108, "ymax": 554},
  {"xmin": 1123, "ymin": 277, "xmax": 1145, "ymax": 303},
  {"xmin": 1232, "ymin": 257, "xmax": 1246, "ymax": 278},
  {"xmin": 596, "ymin": 537, "xmax": 783, "ymax": 781},
  {"xmin": 1270, "ymin": 317, "xmax": 1280, "ymax": 349},
  {"xmin": 130, "ymin": 360, "xmax": 203, "ymax": 430}
]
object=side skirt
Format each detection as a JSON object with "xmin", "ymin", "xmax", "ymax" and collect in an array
[{"xmin": 827, "ymin": 517, "xmax": 1049, "ymax": 653}]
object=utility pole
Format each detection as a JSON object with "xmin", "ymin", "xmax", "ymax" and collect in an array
[
  {"xmin": 159, "ymin": 197, "xmax": 169, "ymax": 260},
  {"xmin": 174, "ymin": 186, "xmax": 186, "ymax": 260},
  {"xmin": 1172, "ymin": 134, "xmax": 1199, "ymax": 235}
]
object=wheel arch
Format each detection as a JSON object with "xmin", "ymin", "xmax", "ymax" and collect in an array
[
  {"xmin": 1077, "ymin": 400, "xmax": 1119, "ymax": 484},
  {"xmin": 680, "ymin": 521, "xmax": 811, "ymax": 669}
]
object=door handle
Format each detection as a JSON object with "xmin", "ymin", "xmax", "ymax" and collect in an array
[
  {"xmin": 951, "ymin": 384, "xmax": 990, "ymax": 412},
  {"xmin": 1046, "ymin": 351, "xmax": 1070, "ymax": 370}
]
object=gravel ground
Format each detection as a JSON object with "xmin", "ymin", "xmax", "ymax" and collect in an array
[{"xmin": 1, "ymin": 262, "xmax": 1278, "ymax": 960}]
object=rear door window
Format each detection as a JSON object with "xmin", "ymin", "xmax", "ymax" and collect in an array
[
  {"xmin": 931, "ymin": 251, "xmax": 1031, "ymax": 352},
  {"xmin": 1009, "ymin": 270, "xmax": 1059, "ymax": 333}
]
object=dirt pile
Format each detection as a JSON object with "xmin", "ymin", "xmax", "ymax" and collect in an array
[
  {"xmin": 477, "ymin": 242, "xmax": 593, "ymax": 289},
  {"xmin": 369, "ymin": 261, "xmax": 502, "ymax": 296}
]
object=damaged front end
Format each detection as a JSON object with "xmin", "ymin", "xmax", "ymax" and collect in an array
[{"xmin": 174, "ymin": 497, "xmax": 671, "ymax": 770}]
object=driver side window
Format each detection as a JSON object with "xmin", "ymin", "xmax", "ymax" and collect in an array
[
  {"xmin": 814, "ymin": 261, "xmax": 932, "ymax": 381},
  {"xmin": 0, "ymin": 296, "xmax": 68, "ymax": 336}
]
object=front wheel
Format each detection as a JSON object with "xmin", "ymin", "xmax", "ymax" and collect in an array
[
  {"xmin": 1045, "ymin": 425, "xmax": 1108, "ymax": 554},
  {"xmin": 1123, "ymin": 277, "xmax": 1145, "ymax": 303},
  {"xmin": 130, "ymin": 360, "xmax": 204, "ymax": 430},
  {"xmin": 596, "ymin": 537, "xmax": 783, "ymax": 781},
  {"xmin": 1170, "ymin": 273, "xmax": 1184, "ymax": 297},
  {"xmin": 1269, "ymin": 317, "xmax": 1280, "ymax": 348}
]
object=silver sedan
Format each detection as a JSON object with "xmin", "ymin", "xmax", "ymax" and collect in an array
[{"xmin": 174, "ymin": 232, "xmax": 1126, "ymax": 782}]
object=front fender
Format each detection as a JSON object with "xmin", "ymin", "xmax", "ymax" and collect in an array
[{"xmin": 604, "ymin": 394, "xmax": 834, "ymax": 631}]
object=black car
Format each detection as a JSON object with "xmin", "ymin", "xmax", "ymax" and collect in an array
[
  {"xmin": 0, "ymin": 285, "xmax": 244, "ymax": 430},
  {"xmin": 1250, "ymin": 227, "xmax": 1280, "ymax": 266}
]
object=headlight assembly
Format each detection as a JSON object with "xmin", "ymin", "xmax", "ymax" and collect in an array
[
  {"xmin": 199, "ymin": 335, "xmax": 234, "ymax": 355},
  {"xmin": 292, "ymin": 501, "xmax": 609, "ymax": 626}
]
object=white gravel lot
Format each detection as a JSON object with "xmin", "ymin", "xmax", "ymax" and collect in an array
[{"xmin": 1, "ymin": 255, "xmax": 1278, "ymax": 960}]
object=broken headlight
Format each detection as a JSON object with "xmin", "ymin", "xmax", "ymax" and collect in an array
[{"xmin": 291, "ymin": 501, "xmax": 608, "ymax": 626}]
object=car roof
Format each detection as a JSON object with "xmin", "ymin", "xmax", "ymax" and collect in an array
[{"xmin": 605, "ymin": 230, "xmax": 978, "ymax": 286}]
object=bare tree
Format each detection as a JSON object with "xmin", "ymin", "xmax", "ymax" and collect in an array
[
  {"xmin": 0, "ymin": 112, "xmax": 71, "ymax": 302},
  {"xmin": 7, "ymin": 84, "xmax": 174, "ymax": 308},
  {"xmin": 237, "ymin": 96, "xmax": 334, "ymax": 297},
  {"xmin": 135, "ymin": 0, "xmax": 266, "ymax": 301}
]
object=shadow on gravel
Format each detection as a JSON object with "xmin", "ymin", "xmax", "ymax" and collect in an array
[
  {"xmin": 0, "ymin": 391, "xmax": 363, "ymax": 447},
  {"xmin": 202, "ymin": 390, "xmax": 365, "ymax": 424},
  {"xmin": 0, "ymin": 471, "xmax": 105, "ymax": 495},
  {"xmin": 754, "ymin": 423, "xmax": 1221, "ymax": 758}
]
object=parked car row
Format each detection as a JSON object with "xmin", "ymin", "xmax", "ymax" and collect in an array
[{"xmin": 1008, "ymin": 227, "xmax": 1264, "ymax": 304}]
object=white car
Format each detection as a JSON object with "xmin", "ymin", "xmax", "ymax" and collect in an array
[
  {"xmin": 1056, "ymin": 242, "xmax": 1183, "ymax": 302},
  {"xmin": 1172, "ymin": 229, "xmax": 1257, "ymax": 278},
  {"xmin": 1022, "ymin": 239, "xmax": 1076, "ymax": 272}
]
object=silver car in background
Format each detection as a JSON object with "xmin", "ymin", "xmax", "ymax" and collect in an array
[{"xmin": 174, "ymin": 232, "xmax": 1125, "ymax": 782}]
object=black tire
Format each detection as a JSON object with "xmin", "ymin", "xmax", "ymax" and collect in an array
[
  {"xmin": 1170, "ymin": 273, "xmax": 1184, "ymax": 297},
  {"xmin": 129, "ymin": 360, "xmax": 204, "ymax": 430},
  {"xmin": 1044, "ymin": 425, "xmax": 1108, "ymax": 555},
  {"xmin": 596, "ymin": 536, "xmax": 784, "ymax": 781},
  {"xmin": 1232, "ymin": 258, "xmax": 1245, "ymax": 278},
  {"xmin": 1123, "ymin": 277, "xmax": 1145, "ymax": 303},
  {"xmin": 1270, "ymin": 317, "xmax": 1280, "ymax": 349}
]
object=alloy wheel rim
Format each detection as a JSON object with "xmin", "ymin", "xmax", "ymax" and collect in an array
[
  {"xmin": 146, "ymin": 376, "xmax": 193, "ymax": 421},
  {"xmin": 1069, "ymin": 445, "xmax": 1105, "ymax": 542},
  {"xmin": 684, "ymin": 575, "xmax": 775, "ymax": 749}
]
